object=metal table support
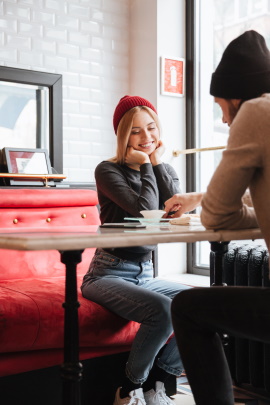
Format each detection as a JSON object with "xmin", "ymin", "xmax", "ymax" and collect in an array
[
  {"xmin": 60, "ymin": 250, "xmax": 84, "ymax": 405},
  {"xmin": 210, "ymin": 241, "xmax": 230, "ymax": 286}
]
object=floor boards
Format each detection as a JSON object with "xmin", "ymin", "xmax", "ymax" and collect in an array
[{"xmin": 175, "ymin": 374, "xmax": 270, "ymax": 405}]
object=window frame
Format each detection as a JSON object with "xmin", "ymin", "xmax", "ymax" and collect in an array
[
  {"xmin": 185, "ymin": 0, "xmax": 210, "ymax": 276},
  {"xmin": 0, "ymin": 66, "xmax": 63, "ymax": 174}
]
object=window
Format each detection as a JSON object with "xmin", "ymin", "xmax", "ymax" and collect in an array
[
  {"xmin": 186, "ymin": 0, "xmax": 270, "ymax": 275},
  {"xmin": 0, "ymin": 66, "xmax": 63, "ymax": 174}
]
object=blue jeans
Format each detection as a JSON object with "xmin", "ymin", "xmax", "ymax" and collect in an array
[{"xmin": 81, "ymin": 248, "xmax": 190, "ymax": 384}]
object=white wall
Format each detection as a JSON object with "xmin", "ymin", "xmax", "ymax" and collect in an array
[
  {"xmin": 157, "ymin": 0, "xmax": 186, "ymax": 275},
  {"xmin": 0, "ymin": 0, "xmax": 130, "ymax": 182},
  {"xmin": 130, "ymin": 0, "xmax": 186, "ymax": 176},
  {"xmin": 129, "ymin": 0, "xmax": 158, "ymax": 104},
  {"xmin": 130, "ymin": 0, "xmax": 187, "ymax": 275},
  {"xmin": 0, "ymin": 0, "xmax": 187, "ymax": 274}
]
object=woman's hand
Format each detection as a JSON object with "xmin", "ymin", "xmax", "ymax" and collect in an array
[
  {"xmin": 150, "ymin": 140, "xmax": 165, "ymax": 166},
  {"xmin": 164, "ymin": 192, "xmax": 204, "ymax": 217},
  {"xmin": 125, "ymin": 146, "xmax": 150, "ymax": 167}
]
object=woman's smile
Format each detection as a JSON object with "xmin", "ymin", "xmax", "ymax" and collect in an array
[{"xmin": 138, "ymin": 141, "xmax": 155, "ymax": 149}]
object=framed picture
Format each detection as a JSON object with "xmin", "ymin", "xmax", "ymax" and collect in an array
[
  {"xmin": 1, "ymin": 147, "xmax": 54, "ymax": 186},
  {"xmin": 4, "ymin": 147, "xmax": 52, "ymax": 175},
  {"xmin": 161, "ymin": 56, "xmax": 185, "ymax": 97}
]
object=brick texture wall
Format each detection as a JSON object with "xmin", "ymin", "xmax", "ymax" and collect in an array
[{"xmin": 0, "ymin": 0, "xmax": 130, "ymax": 182}]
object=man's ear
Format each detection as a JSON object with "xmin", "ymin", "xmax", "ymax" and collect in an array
[{"xmin": 232, "ymin": 99, "xmax": 242, "ymax": 109}]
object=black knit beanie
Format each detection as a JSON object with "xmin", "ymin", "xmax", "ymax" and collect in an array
[{"xmin": 210, "ymin": 30, "xmax": 270, "ymax": 99}]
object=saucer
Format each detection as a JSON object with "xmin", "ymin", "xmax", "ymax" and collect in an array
[{"xmin": 124, "ymin": 217, "xmax": 170, "ymax": 226}]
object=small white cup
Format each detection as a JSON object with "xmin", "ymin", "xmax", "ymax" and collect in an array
[{"xmin": 140, "ymin": 210, "xmax": 166, "ymax": 219}]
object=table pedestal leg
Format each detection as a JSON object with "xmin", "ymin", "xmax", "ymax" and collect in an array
[
  {"xmin": 210, "ymin": 241, "xmax": 231, "ymax": 348},
  {"xmin": 60, "ymin": 250, "xmax": 84, "ymax": 405},
  {"xmin": 210, "ymin": 241, "xmax": 230, "ymax": 286}
]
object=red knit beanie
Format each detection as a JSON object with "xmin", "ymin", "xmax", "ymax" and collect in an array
[{"xmin": 113, "ymin": 95, "xmax": 157, "ymax": 134}]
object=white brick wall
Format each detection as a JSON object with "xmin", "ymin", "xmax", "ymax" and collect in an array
[{"xmin": 0, "ymin": 0, "xmax": 130, "ymax": 182}]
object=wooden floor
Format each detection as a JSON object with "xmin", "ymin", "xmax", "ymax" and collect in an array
[
  {"xmin": 173, "ymin": 395, "xmax": 194, "ymax": 404},
  {"xmin": 175, "ymin": 376, "xmax": 270, "ymax": 404},
  {"xmin": 172, "ymin": 393, "xmax": 270, "ymax": 404}
]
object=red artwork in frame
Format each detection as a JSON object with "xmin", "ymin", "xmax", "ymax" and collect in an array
[{"xmin": 161, "ymin": 56, "xmax": 185, "ymax": 97}]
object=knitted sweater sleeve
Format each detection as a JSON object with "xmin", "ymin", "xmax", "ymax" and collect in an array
[
  {"xmin": 95, "ymin": 162, "xmax": 160, "ymax": 218},
  {"xmin": 201, "ymin": 100, "xmax": 261, "ymax": 230},
  {"xmin": 153, "ymin": 163, "xmax": 181, "ymax": 203}
]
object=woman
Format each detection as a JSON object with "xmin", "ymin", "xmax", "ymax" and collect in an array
[{"xmin": 81, "ymin": 95, "xmax": 189, "ymax": 405}]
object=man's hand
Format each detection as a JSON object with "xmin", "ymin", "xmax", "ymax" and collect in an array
[
  {"xmin": 150, "ymin": 140, "xmax": 165, "ymax": 166},
  {"xmin": 164, "ymin": 192, "xmax": 204, "ymax": 217}
]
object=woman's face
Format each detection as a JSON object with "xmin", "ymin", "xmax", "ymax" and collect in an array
[{"xmin": 127, "ymin": 110, "xmax": 160, "ymax": 155}]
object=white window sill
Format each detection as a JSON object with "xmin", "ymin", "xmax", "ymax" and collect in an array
[{"xmin": 158, "ymin": 273, "xmax": 210, "ymax": 287}]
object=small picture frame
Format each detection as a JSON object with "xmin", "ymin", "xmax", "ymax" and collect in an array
[
  {"xmin": 4, "ymin": 147, "xmax": 52, "ymax": 175},
  {"xmin": 1, "ymin": 147, "xmax": 53, "ymax": 186},
  {"xmin": 161, "ymin": 56, "xmax": 185, "ymax": 97}
]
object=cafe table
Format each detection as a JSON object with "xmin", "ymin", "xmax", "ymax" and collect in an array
[{"xmin": 0, "ymin": 223, "xmax": 263, "ymax": 405}]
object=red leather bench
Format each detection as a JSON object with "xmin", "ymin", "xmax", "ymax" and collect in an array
[{"xmin": 0, "ymin": 188, "xmax": 140, "ymax": 404}]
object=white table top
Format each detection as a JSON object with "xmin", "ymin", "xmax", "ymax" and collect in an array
[{"xmin": 0, "ymin": 224, "xmax": 263, "ymax": 251}]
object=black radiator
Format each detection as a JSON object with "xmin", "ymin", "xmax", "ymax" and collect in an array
[{"xmin": 210, "ymin": 243, "xmax": 270, "ymax": 393}]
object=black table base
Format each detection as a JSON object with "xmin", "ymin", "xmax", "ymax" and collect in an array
[
  {"xmin": 210, "ymin": 241, "xmax": 230, "ymax": 286},
  {"xmin": 61, "ymin": 250, "xmax": 84, "ymax": 405}
]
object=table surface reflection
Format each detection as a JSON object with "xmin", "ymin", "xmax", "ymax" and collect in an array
[{"xmin": 0, "ymin": 224, "xmax": 263, "ymax": 251}]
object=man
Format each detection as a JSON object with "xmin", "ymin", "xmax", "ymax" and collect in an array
[{"xmin": 167, "ymin": 30, "xmax": 270, "ymax": 405}]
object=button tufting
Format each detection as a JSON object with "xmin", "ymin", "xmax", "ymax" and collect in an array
[
  {"xmin": 13, "ymin": 219, "xmax": 18, "ymax": 224},
  {"xmin": 81, "ymin": 214, "xmax": 87, "ymax": 219},
  {"xmin": 46, "ymin": 218, "xmax": 51, "ymax": 223}
]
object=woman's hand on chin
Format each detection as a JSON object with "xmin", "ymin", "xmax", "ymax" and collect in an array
[
  {"xmin": 150, "ymin": 140, "xmax": 165, "ymax": 166},
  {"xmin": 125, "ymin": 146, "xmax": 150, "ymax": 167}
]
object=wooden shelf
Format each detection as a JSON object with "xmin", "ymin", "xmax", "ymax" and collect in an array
[{"xmin": 0, "ymin": 173, "xmax": 66, "ymax": 187}]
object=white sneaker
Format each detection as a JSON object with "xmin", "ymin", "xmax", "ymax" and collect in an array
[
  {"xmin": 113, "ymin": 387, "xmax": 146, "ymax": 405},
  {"xmin": 144, "ymin": 381, "xmax": 174, "ymax": 405}
]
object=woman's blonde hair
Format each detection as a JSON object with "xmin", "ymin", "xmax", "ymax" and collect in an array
[{"xmin": 109, "ymin": 106, "xmax": 161, "ymax": 165}]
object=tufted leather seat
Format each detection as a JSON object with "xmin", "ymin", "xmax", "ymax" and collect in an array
[{"xmin": 0, "ymin": 188, "xmax": 140, "ymax": 377}]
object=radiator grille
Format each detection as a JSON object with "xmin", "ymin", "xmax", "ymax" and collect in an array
[{"xmin": 210, "ymin": 243, "xmax": 270, "ymax": 393}]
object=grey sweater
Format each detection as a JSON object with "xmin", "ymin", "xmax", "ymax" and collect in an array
[{"xmin": 95, "ymin": 161, "xmax": 180, "ymax": 261}]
